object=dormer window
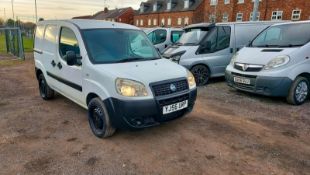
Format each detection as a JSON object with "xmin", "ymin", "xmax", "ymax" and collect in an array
[
  {"xmin": 167, "ymin": 0, "xmax": 172, "ymax": 10},
  {"xmin": 153, "ymin": 2, "xmax": 157, "ymax": 12},
  {"xmin": 184, "ymin": 0, "xmax": 189, "ymax": 9},
  {"xmin": 140, "ymin": 4, "xmax": 144, "ymax": 13}
]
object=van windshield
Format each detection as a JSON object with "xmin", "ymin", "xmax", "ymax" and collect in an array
[
  {"xmin": 177, "ymin": 28, "xmax": 209, "ymax": 46},
  {"xmin": 251, "ymin": 23, "xmax": 310, "ymax": 48},
  {"xmin": 83, "ymin": 29, "xmax": 161, "ymax": 64}
]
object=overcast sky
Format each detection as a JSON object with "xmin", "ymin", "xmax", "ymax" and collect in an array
[{"xmin": 0, "ymin": 0, "xmax": 146, "ymax": 22}]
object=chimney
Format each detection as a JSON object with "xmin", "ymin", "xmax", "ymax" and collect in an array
[{"xmin": 104, "ymin": 7, "xmax": 109, "ymax": 13}]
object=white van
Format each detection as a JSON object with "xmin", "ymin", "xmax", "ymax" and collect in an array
[
  {"xmin": 144, "ymin": 27, "xmax": 184, "ymax": 53},
  {"xmin": 34, "ymin": 20, "xmax": 197, "ymax": 138},
  {"xmin": 162, "ymin": 22, "xmax": 277, "ymax": 86},
  {"xmin": 226, "ymin": 21, "xmax": 310, "ymax": 105}
]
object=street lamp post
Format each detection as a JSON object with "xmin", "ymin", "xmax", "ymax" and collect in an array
[
  {"xmin": 35, "ymin": 0, "xmax": 38, "ymax": 23},
  {"xmin": 11, "ymin": 0, "xmax": 15, "ymax": 26}
]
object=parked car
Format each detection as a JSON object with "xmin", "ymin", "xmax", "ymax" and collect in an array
[
  {"xmin": 144, "ymin": 27, "xmax": 184, "ymax": 53},
  {"xmin": 34, "ymin": 20, "xmax": 197, "ymax": 138},
  {"xmin": 226, "ymin": 21, "xmax": 310, "ymax": 105},
  {"xmin": 162, "ymin": 22, "xmax": 277, "ymax": 86}
]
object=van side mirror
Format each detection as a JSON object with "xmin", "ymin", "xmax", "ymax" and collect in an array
[{"xmin": 65, "ymin": 51, "xmax": 81, "ymax": 66}]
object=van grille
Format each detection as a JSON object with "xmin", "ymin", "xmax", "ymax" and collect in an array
[
  {"xmin": 234, "ymin": 63, "xmax": 263, "ymax": 72},
  {"xmin": 152, "ymin": 79, "xmax": 189, "ymax": 97}
]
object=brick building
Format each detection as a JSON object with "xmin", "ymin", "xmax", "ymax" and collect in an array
[
  {"xmin": 134, "ymin": 0, "xmax": 310, "ymax": 27},
  {"xmin": 205, "ymin": 0, "xmax": 310, "ymax": 23},
  {"xmin": 134, "ymin": 0, "xmax": 205, "ymax": 28},
  {"xmin": 73, "ymin": 7, "xmax": 134, "ymax": 25}
]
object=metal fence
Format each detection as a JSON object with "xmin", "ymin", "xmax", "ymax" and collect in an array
[{"xmin": 0, "ymin": 28, "xmax": 25, "ymax": 59}]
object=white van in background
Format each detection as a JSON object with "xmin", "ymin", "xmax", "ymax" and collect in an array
[
  {"xmin": 226, "ymin": 21, "xmax": 310, "ymax": 105},
  {"xmin": 144, "ymin": 27, "xmax": 184, "ymax": 53},
  {"xmin": 34, "ymin": 20, "xmax": 197, "ymax": 138},
  {"xmin": 163, "ymin": 22, "xmax": 278, "ymax": 86}
]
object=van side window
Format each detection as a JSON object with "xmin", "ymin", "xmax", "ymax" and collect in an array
[
  {"xmin": 59, "ymin": 27, "xmax": 80, "ymax": 60},
  {"xmin": 147, "ymin": 29, "xmax": 167, "ymax": 45},
  {"xmin": 171, "ymin": 31, "xmax": 183, "ymax": 43},
  {"xmin": 199, "ymin": 26, "xmax": 231, "ymax": 54},
  {"xmin": 34, "ymin": 25, "xmax": 45, "ymax": 48},
  {"xmin": 43, "ymin": 25, "xmax": 57, "ymax": 53}
]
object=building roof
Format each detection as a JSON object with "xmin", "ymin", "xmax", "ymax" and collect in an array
[
  {"xmin": 72, "ymin": 15, "xmax": 93, "ymax": 19},
  {"xmin": 37, "ymin": 19, "xmax": 139, "ymax": 30},
  {"xmin": 138, "ymin": 0, "xmax": 203, "ymax": 15},
  {"xmin": 93, "ymin": 7, "xmax": 132, "ymax": 20}
]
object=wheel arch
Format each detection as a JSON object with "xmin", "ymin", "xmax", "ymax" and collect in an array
[
  {"xmin": 86, "ymin": 93, "xmax": 100, "ymax": 106},
  {"xmin": 297, "ymin": 73, "xmax": 310, "ymax": 82},
  {"xmin": 35, "ymin": 68, "xmax": 43, "ymax": 80},
  {"xmin": 190, "ymin": 63, "xmax": 211, "ymax": 74}
]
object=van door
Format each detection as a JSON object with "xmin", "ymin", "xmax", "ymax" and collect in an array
[
  {"xmin": 41, "ymin": 25, "xmax": 63, "ymax": 91},
  {"xmin": 147, "ymin": 29, "xmax": 167, "ymax": 52},
  {"xmin": 56, "ymin": 27, "xmax": 83, "ymax": 104},
  {"xmin": 197, "ymin": 26, "xmax": 232, "ymax": 76}
]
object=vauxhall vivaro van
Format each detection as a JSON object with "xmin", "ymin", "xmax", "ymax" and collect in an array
[
  {"xmin": 162, "ymin": 22, "xmax": 277, "ymax": 86},
  {"xmin": 34, "ymin": 20, "xmax": 197, "ymax": 138},
  {"xmin": 226, "ymin": 21, "xmax": 310, "ymax": 105}
]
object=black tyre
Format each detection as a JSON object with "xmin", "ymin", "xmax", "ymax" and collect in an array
[
  {"xmin": 191, "ymin": 65, "xmax": 210, "ymax": 86},
  {"xmin": 38, "ymin": 74, "xmax": 54, "ymax": 100},
  {"xmin": 88, "ymin": 98, "xmax": 116, "ymax": 138},
  {"xmin": 287, "ymin": 77, "xmax": 309, "ymax": 105}
]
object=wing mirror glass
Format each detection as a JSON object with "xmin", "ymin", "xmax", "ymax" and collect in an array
[{"xmin": 65, "ymin": 51, "xmax": 81, "ymax": 66}]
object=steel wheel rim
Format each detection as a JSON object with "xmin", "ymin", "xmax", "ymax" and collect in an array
[
  {"xmin": 295, "ymin": 81, "xmax": 308, "ymax": 103},
  {"xmin": 90, "ymin": 107, "xmax": 105, "ymax": 133},
  {"xmin": 192, "ymin": 66, "xmax": 209, "ymax": 85}
]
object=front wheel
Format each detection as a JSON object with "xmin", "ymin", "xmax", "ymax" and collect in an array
[
  {"xmin": 191, "ymin": 65, "xmax": 210, "ymax": 86},
  {"xmin": 88, "ymin": 98, "xmax": 116, "ymax": 138},
  {"xmin": 287, "ymin": 77, "xmax": 309, "ymax": 105}
]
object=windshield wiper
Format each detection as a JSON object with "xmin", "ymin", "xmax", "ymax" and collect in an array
[
  {"xmin": 254, "ymin": 44, "xmax": 281, "ymax": 48},
  {"xmin": 278, "ymin": 44, "xmax": 303, "ymax": 48},
  {"xmin": 116, "ymin": 57, "xmax": 146, "ymax": 63},
  {"xmin": 184, "ymin": 43, "xmax": 197, "ymax": 46}
]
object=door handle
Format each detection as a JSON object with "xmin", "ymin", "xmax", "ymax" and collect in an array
[
  {"xmin": 57, "ymin": 62, "xmax": 62, "ymax": 69},
  {"xmin": 51, "ymin": 60, "xmax": 56, "ymax": 67}
]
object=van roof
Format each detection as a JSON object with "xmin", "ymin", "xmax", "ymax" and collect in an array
[
  {"xmin": 37, "ymin": 19, "xmax": 140, "ymax": 30},
  {"xmin": 184, "ymin": 21, "xmax": 287, "ymax": 29},
  {"xmin": 269, "ymin": 20, "xmax": 310, "ymax": 27}
]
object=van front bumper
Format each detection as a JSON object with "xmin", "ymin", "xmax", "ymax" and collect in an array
[
  {"xmin": 225, "ymin": 71, "xmax": 292, "ymax": 97},
  {"xmin": 103, "ymin": 89, "xmax": 197, "ymax": 130}
]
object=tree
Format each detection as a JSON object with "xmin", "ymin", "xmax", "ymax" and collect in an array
[
  {"xmin": 6, "ymin": 18, "xmax": 15, "ymax": 27},
  {"xmin": 0, "ymin": 18, "xmax": 4, "ymax": 26}
]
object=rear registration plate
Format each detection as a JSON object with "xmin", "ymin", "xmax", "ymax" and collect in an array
[
  {"xmin": 234, "ymin": 76, "xmax": 251, "ymax": 85},
  {"xmin": 163, "ymin": 100, "xmax": 188, "ymax": 115}
]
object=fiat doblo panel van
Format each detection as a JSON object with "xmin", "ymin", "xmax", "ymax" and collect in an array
[
  {"xmin": 226, "ymin": 21, "xmax": 310, "ymax": 105},
  {"xmin": 34, "ymin": 20, "xmax": 197, "ymax": 138},
  {"xmin": 163, "ymin": 22, "xmax": 277, "ymax": 86}
]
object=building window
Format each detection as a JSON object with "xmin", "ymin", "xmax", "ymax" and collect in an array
[
  {"xmin": 161, "ymin": 18, "xmax": 165, "ymax": 26},
  {"xmin": 184, "ymin": 0, "xmax": 189, "ymax": 9},
  {"xmin": 167, "ymin": 0, "xmax": 172, "ymax": 10},
  {"xmin": 153, "ymin": 2, "xmax": 157, "ymax": 12},
  {"xmin": 168, "ymin": 18, "xmax": 172, "ymax": 26},
  {"xmin": 224, "ymin": 0, "xmax": 230, "ymax": 4},
  {"xmin": 140, "ymin": 19, "xmax": 144, "ymax": 26},
  {"xmin": 140, "ymin": 5, "xmax": 144, "ymax": 13},
  {"xmin": 119, "ymin": 18, "xmax": 122, "ymax": 22},
  {"xmin": 238, "ymin": 0, "xmax": 244, "ymax": 3},
  {"xmin": 222, "ymin": 13, "xmax": 228, "ymax": 22},
  {"xmin": 292, "ymin": 10, "xmax": 301, "ymax": 21},
  {"xmin": 271, "ymin": 11, "xmax": 283, "ymax": 20},
  {"xmin": 250, "ymin": 12, "xmax": 260, "ymax": 21},
  {"xmin": 184, "ymin": 17, "xmax": 189, "ymax": 25},
  {"xmin": 209, "ymin": 14, "xmax": 216, "ymax": 23},
  {"xmin": 153, "ymin": 18, "xmax": 157, "ymax": 26},
  {"xmin": 177, "ymin": 17, "xmax": 182, "ymax": 25},
  {"xmin": 136, "ymin": 19, "xmax": 139, "ymax": 26},
  {"xmin": 236, "ymin": 13, "xmax": 243, "ymax": 21},
  {"xmin": 210, "ymin": 0, "xmax": 218, "ymax": 6},
  {"xmin": 148, "ymin": 19, "xmax": 151, "ymax": 26}
]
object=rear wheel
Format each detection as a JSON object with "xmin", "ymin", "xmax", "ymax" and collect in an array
[
  {"xmin": 38, "ymin": 74, "xmax": 54, "ymax": 100},
  {"xmin": 191, "ymin": 65, "xmax": 210, "ymax": 86},
  {"xmin": 88, "ymin": 98, "xmax": 116, "ymax": 138},
  {"xmin": 287, "ymin": 76, "xmax": 309, "ymax": 105}
]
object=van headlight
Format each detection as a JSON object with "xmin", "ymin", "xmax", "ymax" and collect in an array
[
  {"xmin": 116, "ymin": 78, "xmax": 148, "ymax": 97},
  {"xmin": 187, "ymin": 71, "xmax": 196, "ymax": 89},
  {"xmin": 264, "ymin": 55, "xmax": 290, "ymax": 70},
  {"xmin": 230, "ymin": 53, "xmax": 238, "ymax": 65}
]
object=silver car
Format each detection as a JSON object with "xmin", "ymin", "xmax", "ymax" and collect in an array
[
  {"xmin": 163, "ymin": 22, "xmax": 277, "ymax": 86},
  {"xmin": 226, "ymin": 21, "xmax": 310, "ymax": 105}
]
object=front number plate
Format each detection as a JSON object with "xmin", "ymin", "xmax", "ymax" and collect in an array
[
  {"xmin": 163, "ymin": 100, "xmax": 188, "ymax": 115},
  {"xmin": 234, "ymin": 76, "xmax": 251, "ymax": 85}
]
